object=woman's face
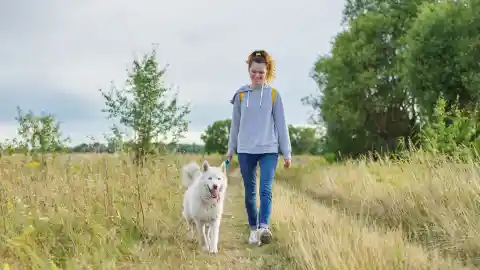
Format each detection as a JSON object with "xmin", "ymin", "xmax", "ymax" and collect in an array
[{"xmin": 249, "ymin": 62, "xmax": 267, "ymax": 86}]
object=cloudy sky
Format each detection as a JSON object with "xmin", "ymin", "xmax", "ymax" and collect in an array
[{"xmin": 0, "ymin": 0, "xmax": 344, "ymax": 145}]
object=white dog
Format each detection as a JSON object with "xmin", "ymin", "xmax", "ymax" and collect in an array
[{"xmin": 181, "ymin": 160, "xmax": 228, "ymax": 253}]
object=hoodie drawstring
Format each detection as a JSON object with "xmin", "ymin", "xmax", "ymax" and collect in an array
[
  {"xmin": 246, "ymin": 84, "xmax": 265, "ymax": 108},
  {"xmin": 259, "ymin": 84, "xmax": 264, "ymax": 108}
]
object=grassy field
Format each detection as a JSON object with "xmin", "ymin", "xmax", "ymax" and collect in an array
[{"xmin": 0, "ymin": 153, "xmax": 479, "ymax": 269}]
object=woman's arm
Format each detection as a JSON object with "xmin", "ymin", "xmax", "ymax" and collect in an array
[
  {"xmin": 228, "ymin": 94, "xmax": 241, "ymax": 154},
  {"xmin": 273, "ymin": 90, "xmax": 292, "ymax": 160}
]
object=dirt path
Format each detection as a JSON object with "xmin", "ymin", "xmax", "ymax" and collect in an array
[{"xmin": 169, "ymin": 169, "xmax": 289, "ymax": 270}]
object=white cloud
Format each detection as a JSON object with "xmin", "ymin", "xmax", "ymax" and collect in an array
[{"xmin": 0, "ymin": 0, "xmax": 344, "ymax": 145}]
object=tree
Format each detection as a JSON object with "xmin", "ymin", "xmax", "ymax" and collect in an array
[
  {"xmin": 303, "ymin": 0, "xmax": 480, "ymax": 159},
  {"xmin": 15, "ymin": 106, "xmax": 70, "ymax": 158},
  {"xmin": 201, "ymin": 119, "xmax": 231, "ymax": 155},
  {"xmin": 402, "ymin": 0, "xmax": 480, "ymax": 155},
  {"xmin": 100, "ymin": 46, "xmax": 190, "ymax": 165},
  {"xmin": 303, "ymin": 0, "xmax": 436, "ymax": 158},
  {"xmin": 288, "ymin": 125, "xmax": 321, "ymax": 155},
  {"xmin": 103, "ymin": 125, "xmax": 125, "ymax": 153},
  {"xmin": 419, "ymin": 96, "xmax": 479, "ymax": 159},
  {"xmin": 404, "ymin": 0, "xmax": 480, "ymax": 118}
]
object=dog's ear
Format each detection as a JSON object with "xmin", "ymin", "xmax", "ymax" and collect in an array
[{"xmin": 202, "ymin": 160, "xmax": 210, "ymax": 172}]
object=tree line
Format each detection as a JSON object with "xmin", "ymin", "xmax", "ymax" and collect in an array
[{"xmin": 2, "ymin": 0, "xmax": 478, "ymax": 163}]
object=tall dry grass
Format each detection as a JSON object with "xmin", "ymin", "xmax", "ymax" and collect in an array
[
  {"xmin": 0, "ymin": 154, "xmax": 285, "ymax": 269},
  {"xmin": 274, "ymin": 153, "xmax": 480, "ymax": 269},
  {"xmin": 0, "ymin": 152, "xmax": 478, "ymax": 269},
  {"xmin": 272, "ymin": 185, "xmax": 470, "ymax": 269}
]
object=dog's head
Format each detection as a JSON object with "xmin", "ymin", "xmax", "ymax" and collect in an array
[{"xmin": 199, "ymin": 160, "xmax": 228, "ymax": 201}]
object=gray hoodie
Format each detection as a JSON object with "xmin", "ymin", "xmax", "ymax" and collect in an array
[{"xmin": 227, "ymin": 83, "xmax": 292, "ymax": 159}]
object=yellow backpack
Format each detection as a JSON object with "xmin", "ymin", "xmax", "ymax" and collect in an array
[{"xmin": 239, "ymin": 88, "xmax": 276, "ymax": 105}]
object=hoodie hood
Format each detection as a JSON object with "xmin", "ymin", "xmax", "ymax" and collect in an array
[{"xmin": 230, "ymin": 84, "xmax": 270, "ymax": 108}]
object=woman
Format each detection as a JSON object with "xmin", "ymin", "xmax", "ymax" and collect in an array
[{"xmin": 226, "ymin": 50, "xmax": 292, "ymax": 245}]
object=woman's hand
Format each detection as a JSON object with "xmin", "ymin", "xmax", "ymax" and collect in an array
[
  {"xmin": 283, "ymin": 158, "xmax": 291, "ymax": 169},
  {"xmin": 226, "ymin": 149, "xmax": 234, "ymax": 162}
]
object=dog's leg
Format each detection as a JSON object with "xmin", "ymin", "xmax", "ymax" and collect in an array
[
  {"xmin": 195, "ymin": 221, "xmax": 208, "ymax": 251},
  {"xmin": 204, "ymin": 223, "xmax": 211, "ymax": 245},
  {"xmin": 186, "ymin": 219, "xmax": 195, "ymax": 241},
  {"xmin": 208, "ymin": 219, "xmax": 221, "ymax": 253}
]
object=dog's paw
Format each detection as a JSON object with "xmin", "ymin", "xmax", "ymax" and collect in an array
[
  {"xmin": 208, "ymin": 247, "xmax": 218, "ymax": 254},
  {"xmin": 206, "ymin": 242, "xmax": 218, "ymax": 253}
]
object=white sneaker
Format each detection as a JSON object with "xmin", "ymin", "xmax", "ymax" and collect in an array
[
  {"xmin": 248, "ymin": 229, "xmax": 258, "ymax": 244},
  {"xmin": 257, "ymin": 227, "xmax": 273, "ymax": 245}
]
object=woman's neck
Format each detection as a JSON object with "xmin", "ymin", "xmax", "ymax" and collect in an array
[{"xmin": 250, "ymin": 83, "xmax": 265, "ymax": 90}]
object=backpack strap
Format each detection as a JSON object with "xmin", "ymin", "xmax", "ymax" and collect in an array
[
  {"xmin": 239, "ymin": 88, "xmax": 277, "ymax": 104},
  {"xmin": 271, "ymin": 88, "xmax": 276, "ymax": 104}
]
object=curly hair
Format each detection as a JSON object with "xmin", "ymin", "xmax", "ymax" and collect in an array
[{"xmin": 246, "ymin": 50, "xmax": 276, "ymax": 83}]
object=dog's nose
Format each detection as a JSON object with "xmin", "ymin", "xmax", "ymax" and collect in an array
[{"xmin": 212, "ymin": 184, "xmax": 218, "ymax": 190}]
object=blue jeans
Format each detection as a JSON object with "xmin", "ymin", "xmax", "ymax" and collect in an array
[{"xmin": 238, "ymin": 153, "xmax": 278, "ymax": 229}]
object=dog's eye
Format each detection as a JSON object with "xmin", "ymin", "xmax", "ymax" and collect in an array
[
  {"xmin": 208, "ymin": 177, "xmax": 212, "ymax": 180},
  {"xmin": 217, "ymin": 177, "xmax": 221, "ymax": 180}
]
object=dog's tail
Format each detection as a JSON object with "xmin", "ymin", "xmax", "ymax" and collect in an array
[{"xmin": 181, "ymin": 162, "xmax": 201, "ymax": 188}]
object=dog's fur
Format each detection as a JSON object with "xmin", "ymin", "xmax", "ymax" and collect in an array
[{"xmin": 181, "ymin": 160, "xmax": 228, "ymax": 253}]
